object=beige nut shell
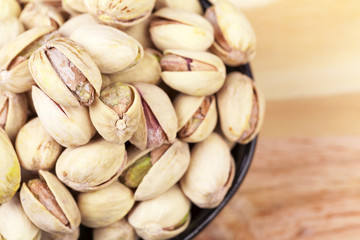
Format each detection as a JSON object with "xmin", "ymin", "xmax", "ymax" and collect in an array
[
  {"xmin": 58, "ymin": 14, "xmax": 99, "ymax": 37},
  {"xmin": 0, "ymin": 17, "xmax": 24, "ymax": 49},
  {"xmin": 41, "ymin": 227, "xmax": 80, "ymax": 240},
  {"xmin": 93, "ymin": 219, "xmax": 138, "ymax": 240},
  {"xmin": 0, "ymin": 0, "xmax": 21, "ymax": 19},
  {"xmin": 155, "ymin": 0, "xmax": 202, "ymax": 14}
]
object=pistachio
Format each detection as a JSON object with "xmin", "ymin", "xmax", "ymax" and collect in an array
[
  {"xmin": 0, "ymin": 0, "xmax": 21, "ymax": 19},
  {"xmin": 19, "ymin": 0, "xmax": 62, "ymax": 8},
  {"xmin": 0, "ymin": 17, "xmax": 24, "ymax": 49},
  {"xmin": 120, "ymin": 154, "xmax": 153, "ymax": 188},
  {"xmin": 123, "ymin": 17, "xmax": 153, "ymax": 49},
  {"xmin": 41, "ymin": 227, "xmax": 79, "ymax": 240},
  {"xmin": 155, "ymin": 0, "xmax": 202, "ymax": 14},
  {"xmin": 58, "ymin": 14, "xmax": 99, "ymax": 37},
  {"xmin": 93, "ymin": 219, "xmax": 138, "ymax": 240},
  {"xmin": 62, "ymin": 0, "xmax": 87, "ymax": 15}
]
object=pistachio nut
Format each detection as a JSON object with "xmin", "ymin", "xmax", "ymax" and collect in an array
[
  {"xmin": 62, "ymin": 0, "xmax": 87, "ymax": 15},
  {"xmin": 160, "ymin": 49, "xmax": 226, "ymax": 96},
  {"xmin": 32, "ymin": 86, "xmax": 96, "ymax": 148},
  {"xmin": 128, "ymin": 185, "xmax": 191, "ymax": 240},
  {"xmin": 93, "ymin": 219, "xmax": 138, "ymax": 240},
  {"xmin": 29, "ymin": 37, "xmax": 102, "ymax": 107},
  {"xmin": 77, "ymin": 181, "xmax": 134, "ymax": 228},
  {"xmin": 41, "ymin": 227, "xmax": 79, "ymax": 240},
  {"xmin": 0, "ymin": 17, "xmax": 24, "ymax": 50},
  {"xmin": 205, "ymin": 1, "xmax": 256, "ymax": 66},
  {"xmin": 150, "ymin": 7, "xmax": 214, "ymax": 51},
  {"xmin": 58, "ymin": 14, "xmax": 99, "ymax": 37},
  {"xmin": 19, "ymin": 0, "xmax": 62, "ymax": 8},
  {"xmin": 123, "ymin": 17, "xmax": 153, "ymax": 49},
  {"xmin": 69, "ymin": 24, "xmax": 144, "ymax": 74},
  {"xmin": 180, "ymin": 133, "xmax": 235, "ymax": 208},
  {"xmin": 0, "ymin": 195, "xmax": 42, "ymax": 240},
  {"xmin": 121, "ymin": 139, "xmax": 190, "ymax": 201},
  {"xmin": 155, "ymin": 0, "xmax": 202, "ymax": 14},
  {"xmin": 20, "ymin": 170, "xmax": 81, "ymax": 233},
  {"xmin": 15, "ymin": 118, "xmax": 63, "ymax": 171},
  {"xmin": 174, "ymin": 94, "xmax": 217, "ymax": 143},
  {"xmin": 55, "ymin": 138, "xmax": 127, "ymax": 192},
  {"xmin": 217, "ymin": 72, "xmax": 265, "ymax": 144},
  {"xmin": 0, "ymin": 89, "xmax": 28, "ymax": 141},
  {"xmin": 108, "ymin": 49, "xmax": 161, "ymax": 85},
  {"xmin": 89, "ymin": 83, "xmax": 142, "ymax": 144},
  {"xmin": 0, "ymin": 0, "xmax": 21, "ymax": 19},
  {"xmin": 130, "ymin": 83, "xmax": 177, "ymax": 150},
  {"xmin": 0, "ymin": 128, "xmax": 21, "ymax": 204},
  {"xmin": 0, "ymin": 26, "xmax": 57, "ymax": 93}
]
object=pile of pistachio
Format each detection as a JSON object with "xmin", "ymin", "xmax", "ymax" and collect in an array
[{"xmin": 0, "ymin": 0, "xmax": 265, "ymax": 239}]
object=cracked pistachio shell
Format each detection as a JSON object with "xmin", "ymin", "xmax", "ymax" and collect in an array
[
  {"xmin": 180, "ymin": 133, "xmax": 235, "ymax": 208},
  {"xmin": 32, "ymin": 86, "xmax": 96, "ymax": 148},
  {"xmin": 29, "ymin": 37, "xmax": 102, "ymax": 107},
  {"xmin": 69, "ymin": 24, "xmax": 144, "ymax": 74},
  {"xmin": 0, "ymin": 17, "xmax": 24, "ymax": 49},
  {"xmin": 0, "ymin": 195, "xmax": 41, "ymax": 240},
  {"xmin": 89, "ymin": 83, "xmax": 142, "ymax": 144},
  {"xmin": 217, "ymin": 72, "xmax": 265, "ymax": 144},
  {"xmin": 128, "ymin": 185, "xmax": 191, "ymax": 240},
  {"xmin": 123, "ymin": 17, "xmax": 153, "ymax": 49},
  {"xmin": 125, "ymin": 139, "xmax": 190, "ymax": 201},
  {"xmin": 84, "ymin": 0, "xmax": 156, "ymax": 27},
  {"xmin": 62, "ymin": 0, "xmax": 87, "ymax": 15},
  {"xmin": 130, "ymin": 83, "xmax": 177, "ymax": 150},
  {"xmin": 0, "ymin": 128, "xmax": 21, "ymax": 204},
  {"xmin": 15, "ymin": 118, "xmax": 62, "ymax": 171},
  {"xmin": 58, "ymin": 14, "xmax": 98, "ymax": 37},
  {"xmin": 150, "ymin": 7, "xmax": 214, "ymax": 51},
  {"xmin": 78, "ymin": 181, "xmax": 134, "ymax": 228},
  {"xmin": 0, "ymin": 26, "xmax": 56, "ymax": 93},
  {"xmin": 108, "ymin": 49, "xmax": 161, "ymax": 85},
  {"xmin": 20, "ymin": 170, "xmax": 81, "ymax": 234},
  {"xmin": 155, "ymin": 0, "xmax": 202, "ymax": 14},
  {"xmin": 0, "ymin": 0, "xmax": 21, "ymax": 19},
  {"xmin": 41, "ymin": 227, "xmax": 79, "ymax": 240},
  {"xmin": 174, "ymin": 94, "xmax": 217, "ymax": 143},
  {"xmin": 161, "ymin": 49, "xmax": 226, "ymax": 96},
  {"xmin": 0, "ymin": 89, "xmax": 28, "ymax": 141},
  {"xmin": 55, "ymin": 138, "xmax": 127, "ymax": 192},
  {"xmin": 93, "ymin": 219, "xmax": 138, "ymax": 240},
  {"xmin": 205, "ymin": 1, "xmax": 256, "ymax": 65}
]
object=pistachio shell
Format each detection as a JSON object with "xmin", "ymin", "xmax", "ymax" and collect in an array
[
  {"xmin": 0, "ymin": 0, "xmax": 21, "ymax": 19},
  {"xmin": 69, "ymin": 24, "xmax": 144, "ymax": 74},
  {"xmin": 41, "ymin": 227, "xmax": 80, "ymax": 240},
  {"xmin": 20, "ymin": 170, "xmax": 81, "ymax": 233},
  {"xmin": 155, "ymin": 0, "xmax": 202, "ymax": 14},
  {"xmin": 32, "ymin": 86, "xmax": 96, "ymax": 148},
  {"xmin": 19, "ymin": 0, "xmax": 62, "ymax": 8},
  {"xmin": 55, "ymin": 138, "xmax": 127, "ymax": 192},
  {"xmin": 150, "ymin": 7, "xmax": 214, "ymax": 51},
  {"xmin": 0, "ymin": 17, "xmax": 24, "ymax": 49},
  {"xmin": 128, "ymin": 185, "xmax": 191, "ymax": 240},
  {"xmin": 58, "ymin": 14, "xmax": 99, "ymax": 37},
  {"xmin": 161, "ymin": 49, "xmax": 226, "ymax": 96},
  {"xmin": 78, "ymin": 181, "xmax": 134, "ymax": 228},
  {"xmin": 93, "ymin": 219, "xmax": 138, "ymax": 240},
  {"xmin": 123, "ymin": 17, "xmax": 153, "ymax": 49},
  {"xmin": 180, "ymin": 133, "xmax": 235, "ymax": 208},
  {"xmin": 15, "ymin": 118, "xmax": 63, "ymax": 171},
  {"xmin": 62, "ymin": 0, "xmax": 87, "ymax": 15},
  {"xmin": 0, "ymin": 128, "xmax": 21, "ymax": 204}
]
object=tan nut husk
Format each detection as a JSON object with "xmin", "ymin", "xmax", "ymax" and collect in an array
[
  {"xmin": 217, "ymin": 72, "xmax": 265, "ymax": 144},
  {"xmin": 174, "ymin": 94, "xmax": 217, "ymax": 143},
  {"xmin": 55, "ymin": 138, "xmax": 127, "ymax": 192},
  {"xmin": 41, "ymin": 227, "xmax": 79, "ymax": 240},
  {"xmin": 150, "ymin": 7, "xmax": 214, "ymax": 51},
  {"xmin": 0, "ymin": 89, "xmax": 28, "ymax": 141},
  {"xmin": 0, "ymin": 195, "xmax": 41, "ymax": 240},
  {"xmin": 0, "ymin": 0, "xmax": 21, "ymax": 19},
  {"xmin": 62, "ymin": 0, "xmax": 87, "ymax": 15},
  {"xmin": 15, "ymin": 117, "xmax": 62, "ymax": 171},
  {"xmin": 20, "ymin": 170, "xmax": 81, "ymax": 233},
  {"xmin": 78, "ymin": 181, "xmax": 134, "ymax": 228},
  {"xmin": 0, "ymin": 25, "xmax": 56, "ymax": 93},
  {"xmin": 130, "ymin": 83, "xmax": 177, "ymax": 150},
  {"xmin": 89, "ymin": 83, "xmax": 142, "ymax": 144},
  {"xmin": 205, "ymin": 1, "xmax": 256, "ymax": 66},
  {"xmin": 69, "ymin": 24, "xmax": 144, "ymax": 74},
  {"xmin": 58, "ymin": 14, "xmax": 99, "ymax": 37},
  {"xmin": 29, "ymin": 37, "xmax": 102, "ymax": 107},
  {"xmin": 32, "ymin": 86, "xmax": 96, "ymax": 148},
  {"xmin": 128, "ymin": 185, "xmax": 191, "ymax": 240},
  {"xmin": 123, "ymin": 17, "xmax": 153, "ymax": 49},
  {"xmin": 93, "ymin": 219, "xmax": 138, "ymax": 240},
  {"xmin": 155, "ymin": 0, "xmax": 202, "ymax": 14},
  {"xmin": 19, "ymin": 0, "xmax": 62, "ymax": 8},
  {"xmin": 160, "ymin": 49, "xmax": 226, "ymax": 96},
  {"xmin": 180, "ymin": 133, "xmax": 235, "ymax": 208},
  {"xmin": 0, "ymin": 17, "xmax": 24, "ymax": 49}
]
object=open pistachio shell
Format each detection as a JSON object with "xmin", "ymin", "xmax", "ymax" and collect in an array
[
  {"xmin": 15, "ymin": 118, "xmax": 62, "ymax": 171},
  {"xmin": 0, "ymin": 128, "xmax": 21, "ymax": 204},
  {"xmin": 20, "ymin": 170, "xmax": 81, "ymax": 233},
  {"xmin": 58, "ymin": 14, "xmax": 99, "ymax": 37},
  {"xmin": 180, "ymin": 133, "xmax": 235, "ymax": 208},
  {"xmin": 123, "ymin": 17, "xmax": 153, "ymax": 49},
  {"xmin": 41, "ymin": 227, "xmax": 79, "ymax": 240},
  {"xmin": 89, "ymin": 83, "xmax": 142, "ymax": 145},
  {"xmin": 130, "ymin": 83, "xmax": 177, "ymax": 150},
  {"xmin": 69, "ymin": 24, "xmax": 144, "ymax": 74},
  {"xmin": 0, "ymin": 26, "xmax": 56, "ymax": 93},
  {"xmin": 150, "ymin": 7, "xmax": 214, "ymax": 51},
  {"xmin": 0, "ymin": 0, "xmax": 21, "ymax": 19},
  {"xmin": 128, "ymin": 185, "xmax": 191, "ymax": 240},
  {"xmin": 160, "ymin": 49, "xmax": 226, "ymax": 96},
  {"xmin": 217, "ymin": 72, "xmax": 265, "ymax": 144},
  {"xmin": 78, "ymin": 181, "xmax": 134, "ymax": 228},
  {"xmin": 93, "ymin": 219, "xmax": 138, "ymax": 240},
  {"xmin": 32, "ymin": 86, "xmax": 96, "ymax": 148},
  {"xmin": 205, "ymin": 1, "xmax": 256, "ymax": 66},
  {"xmin": 0, "ymin": 195, "xmax": 41, "ymax": 240},
  {"xmin": 55, "ymin": 138, "xmax": 127, "ymax": 192},
  {"xmin": 0, "ymin": 17, "xmax": 24, "ymax": 49},
  {"xmin": 29, "ymin": 37, "xmax": 102, "ymax": 107},
  {"xmin": 62, "ymin": 0, "xmax": 87, "ymax": 15},
  {"xmin": 155, "ymin": 0, "xmax": 202, "ymax": 14},
  {"xmin": 174, "ymin": 94, "xmax": 217, "ymax": 143}
]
